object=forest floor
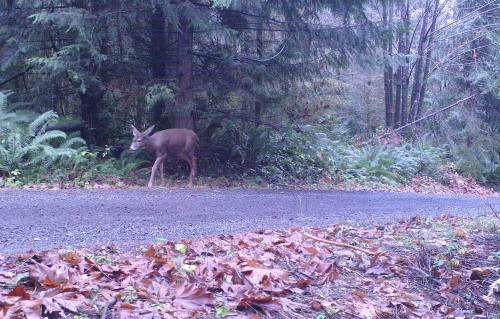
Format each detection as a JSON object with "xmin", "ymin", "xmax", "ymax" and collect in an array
[{"xmin": 1, "ymin": 173, "xmax": 499, "ymax": 319}]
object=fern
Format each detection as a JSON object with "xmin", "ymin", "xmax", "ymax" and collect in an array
[
  {"xmin": 341, "ymin": 142, "xmax": 443, "ymax": 184},
  {"xmin": 28, "ymin": 111, "xmax": 59, "ymax": 135},
  {"xmin": 0, "ymin": 95, "xmax": 86, "ymax": 185}
]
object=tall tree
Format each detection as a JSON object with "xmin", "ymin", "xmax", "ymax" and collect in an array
[
  {"xmin": 1, "ymin": 0, "xmax": 373, "ymax": 147},
  {"xmin": 382, "ymin": 0, "xmax": 394, "ymax": 128}
]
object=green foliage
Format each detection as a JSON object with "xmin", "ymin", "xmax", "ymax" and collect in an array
[
  {"xmin": 202, "ymin": 120, "xmax": 332, "ymax": 184},
  {"xmin": 202, "ymin": 114, "xmax": 444, "ymax": 187},
  {"xmin": 215, "ymin": 305, "xmax": 230, "ymax": 317},
  {"xmin": 339, "ymin": 143, "xmax": 443, "ymax": 185},
  {"xmin": 429, "ymin": 0, "xmax": 500, "ymax": 185},
  {"xmin": 1, "ymin": 0, "xmax": 498, "ymax": 188},
  {"xmin": 146, "ymin": 84, "xmax": 174, "ymax": 108},
  {"xmin": 440, "ymin": 109, "xmax": 500, "ymax": 183},
  {"xmin": 54, "ymin": 146, "xmax": 148, "ymax": 186},
  {"xmin": 0, "ymin": 92, "xmax": 86, "ymax": 186}
]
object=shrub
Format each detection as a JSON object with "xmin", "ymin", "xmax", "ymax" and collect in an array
[
  {"xmin": 340, "ymin": 143, "xmax": 443, "ymax": 185},
  {"xmin": 0, "ymin": 92, "xmax": 85, "ymax": 186}
]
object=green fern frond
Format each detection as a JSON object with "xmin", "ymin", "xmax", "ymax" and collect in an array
[
  {"xmin": 32, "ymin": 130, "xmax": 67, "ymax": 145},
  {"xmin": 29, "ymin": 111, "xmax": 59, "ymax": 136}
]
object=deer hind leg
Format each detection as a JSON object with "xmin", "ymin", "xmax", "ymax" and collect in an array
[
  {"xmin": 149, "ymin": 155, "xmax": 167, "ymax": 188},
  {"xmin": 180, "ymin": 153, "xmax": 197, "ymax": 186}
]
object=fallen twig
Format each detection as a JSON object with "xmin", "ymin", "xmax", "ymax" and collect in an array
[
  {"xmin": 486, "ymin": 203, "xmax": 500, "ymax": 221},
  {"xmin": 303, "ymin": 233, "xmax": 375, "ymax": 255},
  {"xmin": 408, "ymin": 265, "xmax": 443, "ymax": 286},
  {"xmin": 343, "ymin": 310, "xmax": 365, "ymax": 319},
  {"xmin": 374, "ymin": 95, "xmax": 476, "ymax": 141},
  {"xmin": 101, "ymin": 299, "xmax": 117, "ymax": 319}
]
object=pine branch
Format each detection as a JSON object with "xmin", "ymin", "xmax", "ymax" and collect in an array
[{"xmin": 0, "ymin": 67, "xmax": 33, "ymax": 87}]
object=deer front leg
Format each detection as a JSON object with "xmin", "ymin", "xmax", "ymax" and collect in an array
[
  {"xmin": 188, "ymin": 155, "xmax": 197, "ymax": 186},
  {"xmin": 148, "ymin": 155, "xmax": 167, "ymax": 188},
  {"xmin": 159, "ymin": 157, "xmax": 165, "ymax": 187}
]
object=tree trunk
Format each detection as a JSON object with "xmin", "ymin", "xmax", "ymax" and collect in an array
[
  {"xmin": 175, "ymin": 16, "xmax": 194, "ymax": 130},
  {"xmin": 80, "ymin": 86, "xmax": 106, "ymax": 147},
  {"xmin": 382, "ymin": 0, "xmax": 394, "ymax": 128},
  {"xmin": 150, "ymin": 5, "xmax": 168, "ymax": 122},
  {"xmin": 400, "ymin": 0, "xmax": 410, "ymax": 126},
  {"xmin": 415, "ymin": 0, "xmax": 440, "ymax": 121},
  {"xmin": 410, "ymin": 0, "xmax": 431, "ymax": 121},
  {"xmin": 394, "ymin": 15, "xmax": 402, "ymax": 128},
  {"xmin": 255, "ymin": 24, "xmax": 264, "ymax": 126}
]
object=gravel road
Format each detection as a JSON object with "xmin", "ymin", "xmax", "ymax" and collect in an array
[{"xmin": 1, "ymin": 189, "xmax": 499, "ymax": 254}]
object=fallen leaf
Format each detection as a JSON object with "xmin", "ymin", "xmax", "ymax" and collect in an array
[
  {"xmin": 449, "ymin": 275, "xmax": 460, "ymax": 288},
  {"xmin": 6, "ymin": 285, "xmax": 30, "ymax": 300}
]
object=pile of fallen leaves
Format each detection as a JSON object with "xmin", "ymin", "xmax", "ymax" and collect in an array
[{"xmin": 1, "ymin": 213, "xmax": 500, "ymax": 319}]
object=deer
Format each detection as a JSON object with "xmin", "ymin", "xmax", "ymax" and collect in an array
[{"xmin": 129, "ymin": 124, "xmax": 199, "ymax": 187}]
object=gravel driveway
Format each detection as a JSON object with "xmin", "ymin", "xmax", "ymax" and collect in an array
[{"xmin": 1, "ymin": 189, "xmax": 499, "ymax": 254}]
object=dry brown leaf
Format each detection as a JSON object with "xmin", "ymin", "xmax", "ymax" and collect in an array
[
  {"xmin": 17, "ymin": 300, "xmax": 43, "ymax": 319},
  {"xmin": 172, "ymin": 280, "xmax": 215, "ymax": 311},
  {"xmin": 448, "ymin": 275, "xmax": 460, "ymax": 289},
  {"xmin": 6, "ymin": 285, "xmax": 30, "ymax": 300},
  {"xmin": 64, "ymin": 252, "xmax": 83, "ymax": 264}
]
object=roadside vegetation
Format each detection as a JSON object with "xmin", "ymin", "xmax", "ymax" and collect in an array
[
  {"xmin": 0, "ymin": 91, "xmax": 497, "ymax": 195},
  {"xmin": 1, "ymin": 0, "xmax": 499, "ymax": 191}
]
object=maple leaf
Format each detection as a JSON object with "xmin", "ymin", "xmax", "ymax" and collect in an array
[
  {"xmin": 196, "ymin": 257, "xmax": 232, "ymax": 280},
  {"xmin": 5, "ymin": 285, "xmax": 30, "ymax": 300},
  {"xmin": 237, "ymin": 295, "xmax": 282, "ymax": 315},
  {"xmin": 365, "ymin": 263, "xmax": 391, "ymax": 276},
  {"xmin": 147, "ymin": 279, "xmax": 171, "ymax": 300},
  {"xmin": 310, "ymin": 259, "xmax": 339, "ymax": 284},
  {"xmin": 278, "ymin": 297, "xmax": 306, "ymax": 313},
  {"xmin": 240, "ymin": 263, "xmax": 290, "ymax": 285},
  {"xmin": 51, "ymin": 292, "xmax": 87, "ymax": 313},
  {"xmin": 17, "ymin": 300, "xmax": 43, "ymax": 319},
  {"xmin": 28, "ymin": 262, "xmax": 71, "ymax": 287},
  {"xmin": 172, "ymin": 280, "xmax": 215, "ymax": 311}
]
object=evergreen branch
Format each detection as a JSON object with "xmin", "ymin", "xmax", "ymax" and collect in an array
[
  {"xmin": 0, "ymin": 67, "xmax": 34, "ymax": 87},
  {"xmin": 240, "ymin": 42, "xmax": 287, "ymax": 63}
]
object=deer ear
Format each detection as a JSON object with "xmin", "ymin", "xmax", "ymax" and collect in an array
[
  {"xmin": 130, "ymin": 124, "xmax": 140, "ymax": 136},
  {"xmin": 144, "ymin": 125, "xmax": 155, "ymax": 136}
]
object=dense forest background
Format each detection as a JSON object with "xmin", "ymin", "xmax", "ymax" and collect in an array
[{"xmin": 0, "ymin": 0, "xmax": 499, "ymax": 189}]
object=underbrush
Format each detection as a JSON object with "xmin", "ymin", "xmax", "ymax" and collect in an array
[
  {"xmin": 0, "ymin": 90, "xmax": 495, "ymax": 192},
  {"xmin": 1, "ymin": 125, "xmax": 493, "ymax": 195}
]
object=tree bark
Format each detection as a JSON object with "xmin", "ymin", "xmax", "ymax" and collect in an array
[
  {"xmin": 382, "ymin": 0, "xmax": 389, "ymax": 126},
  {"xmin": 415, "ymin": 0, "xmax": 440, "ymax": 121},
  {"xmin": 410, "ymin": 0, "xmax": 431, "ymax": 122},
  {"xmin": 382, "ymin": 0, "xmax": 394, "ymax": 128},
  {"xmin": 400, "ymin": 0, "xmax": 410, "ymax": 126},
  {"xmin": 79, "ymin": 86, "xmax": 106, "ymax": 147},
  {"xmin": 150, "ymin": 5, "xmax": 168, "ymax": 122},
  {"xmin": 255, "ymin": 23, "xmax": 264, "ymax": 126},
  {"xmin": 175, "ymin": 15, "xmax": 195, "ymax": 130}
]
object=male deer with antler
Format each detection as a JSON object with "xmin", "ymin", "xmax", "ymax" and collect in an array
[{"xmin": 129, "ymin": 125, "xmax": 198, "ymax": 187}]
